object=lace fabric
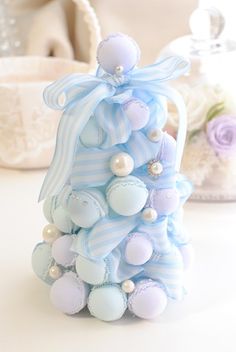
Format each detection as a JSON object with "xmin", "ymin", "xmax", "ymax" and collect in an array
[{"xmin": 0, "ymin": 82, "xmax": 61, "ymax": 167}]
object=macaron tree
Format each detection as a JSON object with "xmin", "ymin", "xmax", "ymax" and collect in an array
[{"xmin": 32, "ymin": 33, "xmax": 193, "ymax": 321}]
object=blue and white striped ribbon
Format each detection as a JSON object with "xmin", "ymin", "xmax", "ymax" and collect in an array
[
  {"xmin": 106, "ymin": 247, "xmax": 143, "ymax": 283},
  {"xmin": 144, "ymin": 246, "xmax": 184, "ymax": 300},
  {"xmin": 71, "ymin": 146, "xmax": 120, "ymax": 189},
  {"xmin": 124, "ymin": 131, "xmax": 162, "ymax": 168},
  {"xmin": 39, "ymin": 56, "xmax": 189, "ymax": 201},
  {"xmin": 95, "ymin": 98, "xmax": 132, "ymax": 148},
  {"xmin": 138, "ymin": 217, "xmax": 171, "ymax": 254},
  {"xmin": 71, "ymin": 215, "xmax": 139, "ymax": 260}
]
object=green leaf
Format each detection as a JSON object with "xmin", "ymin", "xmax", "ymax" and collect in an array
[
  {"xmin": 206, "ymin": 101, "xmax": 225, "ymax": 122},
  {"xmin": 188, "ymin": 129, "xmax": 201, "ymax": 141}
]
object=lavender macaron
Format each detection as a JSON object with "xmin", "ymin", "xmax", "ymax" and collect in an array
[
  {"xmin": 128, "ymin": 279, "xmax": 167, "ymax": 319},
  {"xmin": 125, "ymin": 232, "xmax": 153, "ymax": 265},
  {"xmin": 149, "ymin": 188, "xmax": 180, "ymax": 216},
  {"xmin": 50, "ymin": 272, "xmax": 89, "ymax": 315},
  {"xmin": 123, "ymin": 98, "xmax": 150, "ymax": 131},
  {"xmin": 97, "ymin": 32, "xmax": 140, "ymax": 74},
  {"xmin": 51, "ymin": 234, "xmax": 77, "ymax": 267}
]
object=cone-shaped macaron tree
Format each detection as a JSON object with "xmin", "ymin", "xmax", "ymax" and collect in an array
[{"xmin": 32, "ymin": 33, "xmax": 193, "ymax": 321}]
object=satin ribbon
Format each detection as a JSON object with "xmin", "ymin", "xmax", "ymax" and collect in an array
[
  {"xmin": 144, "ymin": 246, "xmax": 184, "ymax": 300},
  {"xmin": 39, "ymin": 56, "xmax": 189, "ymax": 201}
]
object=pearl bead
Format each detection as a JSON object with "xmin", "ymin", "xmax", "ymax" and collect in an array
[
  {"xmin": 110, "ymin": 152, "xmax": 134, "ymax": 177},
  {"xmin": 148, "ymin": 128, "xmax": 162, "ymax": 142},
  {"xmin": 115, "ymin": 65, "xmax": 124, "ymax": 75},
  {"xmin": 121, "ymin": 280, "xmax": 135, "ymax": 293},
  {"xmin": 49, "ymin": 265, "xmax": 62, "ymax": 280},
  {"xmin": 148, "ymin": 160, "xmax": 163, "ymax": 176},
  {"xmin": 141, "ymin": 207, "xmax": 158, "ymax": 223},
  {"xmin": 42, "ymin": 224, "xmax": 62, "ymax": 244}
]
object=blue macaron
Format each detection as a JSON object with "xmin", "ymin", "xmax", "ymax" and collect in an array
[
  {"xmin": 106, "ymin": 175, "xmax": 148, "ymax": 216},
  {"xmin": 32, "ymin": 242, "xmax": 55, "ymax": 285},
  {"xmin": 67, "ymin": 188, "xmax": 108, "ymax": 228}
]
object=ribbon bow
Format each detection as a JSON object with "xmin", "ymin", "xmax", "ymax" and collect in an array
[{"xmin": 39, "ymin": 56, "xmax": 189, "ymax": 201}]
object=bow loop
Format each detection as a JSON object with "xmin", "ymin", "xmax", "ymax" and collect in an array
[
  {"xmin": 39, "ymin": 56, "xmax": 189, "ymax": 201},
  {"xmin": 44, "ymin": 73, "xmax": 106, "ymax": 111},
  {"xmin": 129, "ymin": 56, "xmax": 190, "ymax": 84}
]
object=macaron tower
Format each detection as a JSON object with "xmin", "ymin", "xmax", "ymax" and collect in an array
[{"xmin": 32, "ymin": 33, "xmax": 193, "ymax": 321}]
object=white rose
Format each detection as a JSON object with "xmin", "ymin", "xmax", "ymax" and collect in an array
[{"xmin": 168, "ymin": 83, "xmax": 223, "ymax": 132}]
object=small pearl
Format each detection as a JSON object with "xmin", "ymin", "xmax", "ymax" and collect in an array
[
  {"xmin": 49, "ymin": 265, "xmax": 62, "ymax": 280},
  {"xmin": 42, "ymin": 224, "xmax": 62, "ymax": 244},
  {"xmin": 148, "ymin": 128, "xmax": 162, "ymax": 142},
  {"xmin": 115, "ymin": 65, "xmax": 124, "ymax": 75},
  {"xmin": 148, "ymin": 160, "xmax": 163, "ymax": 176},
  {"xmin": 141, "ymin": 207, "xmax": 158, "ymax": 223},
  {"xmin": 121, "ymin": 280, "xmax": 135, "ymax": 293},
  {"xmin": 110, "ymin": 152, "xmax": 134, "ymax": 177}
]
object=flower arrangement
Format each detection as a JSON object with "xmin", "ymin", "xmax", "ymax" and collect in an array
[{"xmin": 167, "ymin": 83, "xmax": 236, "ymax": 193}]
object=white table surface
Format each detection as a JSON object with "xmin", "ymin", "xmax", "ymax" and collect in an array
[{"xmin": 0, "ymin": 167, "xmax": 236, "ymax": 352}]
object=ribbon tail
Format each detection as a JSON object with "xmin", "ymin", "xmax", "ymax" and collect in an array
[
  {"xmin": 130, "ymin": 56, "xmax": 190, "ymax": 83},
  {"xmin": 146, "ymin": 85, "xmax": 187, "ymax": 172},
  {"xmin": 39, "ymin": 83, "xmax": 115, "ymax": 201}
]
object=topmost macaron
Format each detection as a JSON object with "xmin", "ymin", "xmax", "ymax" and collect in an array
[{"xmin": 96, "ymin": 33, "xmax": 140, "ymax": 75}]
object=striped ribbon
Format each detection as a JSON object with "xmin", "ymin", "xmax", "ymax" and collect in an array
[
  {"xmin": 71, "ymin": 146, "xmax": 120, "ymax": 189},
  {"xmin": 138, "ymin": 217, "xmax": 171, "ymax": 254},
  {"xmin": 70, "ymin": 131, "xmax": 177, "ymax": 190},
  {"xmin": 39, "ymin": 56, "xmax": 189, "ymax": 201},
  {"xmin": 105, "ymin": 247, "xmax": 143, "ymax": 283},
  {"xmin": 144, "ymin": 246, "xmax": 184, "ymax": 300},
  {"xmin": 71, "ymin": 215, "xmax": 139, "ymax": 259}
]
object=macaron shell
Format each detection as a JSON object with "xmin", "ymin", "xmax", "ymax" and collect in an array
[
  {"xmin": 52, "ymin": 205, "xmax": 77, "ymax": 233},
  {"xmin": 97, "ymin": 33, "xmax": 140, "ymax": 74},
  {"xmin": 51, "ymin": 235, "xmax": 77, "ymax": 267},
  {"xmin": 80, "ymin": 116, "xmax": 105, "ymax": 147},
  {"xmin": 88, "ymin": 284, "xmax": 127, "ymax": 321},
  {"xmin": 125, "ymin": 233, "xmax": 153, "ymax": 265},
  {"xmin": 76, "ymin": 256, "xmax": 107, "ymax": 285},
  {"xmin": 67, "ymin": 190, "xmax": 107, "ymax": 228},
  {"xmin": 128, "ymin": 280, "xmax": 167, "ymax": 319},
  {"xmin": 32, "ymin": 242, "xmax": 55, "ymax": 285},
  {"xmin": 123, "ymin": 98, "xmax": 150, "ymax": 131},
  {"xmin": 150, "ymin": 188, "xmax": 180, "ymax": 215},
  {"xmin": 106, "ymin": 176, "xmax": 148, "ymax": 216},
  {"xmin": 50, "ymin": 272, "xmax": 89, "ymax": 315}
]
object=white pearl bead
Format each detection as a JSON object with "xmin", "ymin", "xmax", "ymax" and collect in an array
[
  {"xmin": 148, "ymin": 128, "xmax": 162, "ymax": 142},
  {"xmin": 110, "ymin": 152, "xmax": 134, "ymax": 177},
  {"xmin": 148, "ymin": 160, "xmax": 163, "ymax": 176},
  {"xmin": 42, "ymin": 224, "xmax": 62, "ymax": 244},
  {"xmin": 49, "ymin": 265, "xmax": 62, "ymax": 280},
  {"xmin": 141, "ymin": 208, "xmax": 158, "ymax": 223},
  {"xmin": 121, "ymin": 280, "xmax": 135, "ymax": 293},
  {"xmin": 115, "ymin": 65, "xmax": 124, "ymax": 75}
]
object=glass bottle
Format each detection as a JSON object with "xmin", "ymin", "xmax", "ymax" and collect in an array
[{"xmin": 161, "ymin": 6, "xmax": 236, "ymax": 201}]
